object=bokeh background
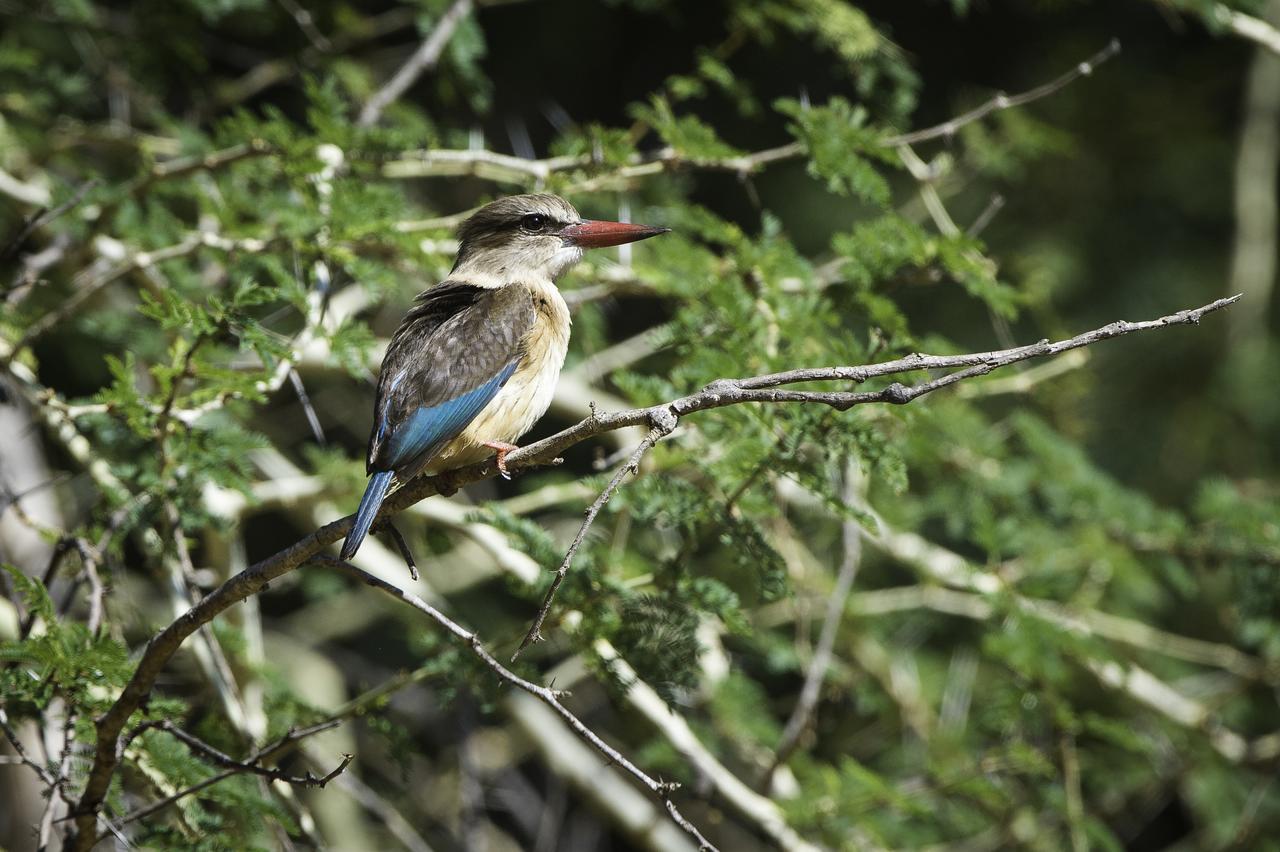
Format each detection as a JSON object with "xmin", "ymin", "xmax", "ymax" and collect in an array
[{"xmin": 2, "ymin": 1, "xmax": 1278, "ymax": 850}]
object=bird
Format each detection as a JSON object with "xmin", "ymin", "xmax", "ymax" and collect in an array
[{"xmin": 340, "ymin": 193, "xmax": 669, "ymax": 560}]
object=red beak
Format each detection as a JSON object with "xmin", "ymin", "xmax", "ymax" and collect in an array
[{"xmin": 560, "ymin": 220, "xmax": 670, "ymax": 249}]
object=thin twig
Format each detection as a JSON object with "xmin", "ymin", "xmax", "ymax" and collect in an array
[
  {"xmin": 1061, "ymin": 733, "xmax": 1088, "ymax": 852},
  {"xmin": 109, "ymin": 720, "xmax": 349, "ymax": 832},
  {"xmin": 148, "ymin": 139, "xmax": 272, "ymax": 182},
  {"xmin": 0, "ymin": 179, "xmax": 98, "ymax": 264},
  {"xmin": 37, "ymin": 707, "xmax": 77, "ymax": 850},
  {"xmin": 149, "ymin": 720, "xmax": 350, "ymax": 786},
  {"xmin": 357, "ymin": 0, "xmax": 474, "ymax": 127},
  {"xmin": 591, "ymin": 638, "xmax": 817, "ymax": 852},
  {"xmin": 883, "ymin": 39, "xmax": 1121, "ymax": 147},
  {"xmin": 72, "ymin": 538, "xmax": 105, "ymax": 635},
  {"xmin": 763, "ymin": 461, "xmax": 863, "ymax": 781},
  {"xmin": 1221, "ymin": 3, "xmax": 1280, "ymax": 55},
  {"xmin": 387, "ymin": 40, "xmax": 1121, "ymax": 229},
  {"xmin": 10, "ymin": 232, "xmax": 272, "ymax": 354},
  {"xmin": 288, "ymin": 368, "xmax": 327, "ymax": 446},
  {"xmin": 513, "ymin": 414, "xmax": 676, "ymax": 660},
  {"xmin": 317, "ymin": 555, "xmax": 719, "ymax": 852},
  {"xmin": 967, "ymin": 192, "xmax": 1006, "ymax": 237},
  {"xmin": 275, "ymin": 0, "xmax": 331, "ymax": 52},
  {"xmin": 0, "ymin": 707, "xmax": 57, "ymax": 787},
  {"xmin": 60, "ymin": 294, "xmax": 1239, "ymax": 850},
  {"xmin": 321, "ymin": 764, "xmax": 437, "ymax": 852}
]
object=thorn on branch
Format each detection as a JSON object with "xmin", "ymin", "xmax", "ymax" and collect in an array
[
  {"xmin": 702, "ymin": 378, "xmax": 739, "ymax": 395},
  {"xmin": 883, "ymin": 383, "xmax": 912, "ymax": 404}
]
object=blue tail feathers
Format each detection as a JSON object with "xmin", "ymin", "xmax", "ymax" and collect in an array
[{"xmin": 341, "ymin": 470, "xmax": 395, "ymax": 560}]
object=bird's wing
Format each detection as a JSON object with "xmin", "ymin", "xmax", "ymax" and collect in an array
[{"xmin": 367, "ymin": 281, "xmax": 535, "ymax": 477}]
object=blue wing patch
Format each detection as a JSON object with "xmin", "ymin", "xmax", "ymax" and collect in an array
[{"xmin": 380, "ymin": 360, "xmax": 519, "ymax": 471}]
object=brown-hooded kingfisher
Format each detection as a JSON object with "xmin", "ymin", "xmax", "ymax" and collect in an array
[{"xmin": 340, "ymin": 194, "xmax": 668, "ymax": 560}]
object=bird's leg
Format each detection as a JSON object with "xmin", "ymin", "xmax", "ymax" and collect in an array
[
  {"xmin": 374, "ymin": 518, "xmax": 419, "ymax": 581},
  {"xmin": 481, "ymin": 440, "xmax": 520, "ymax": 479}
]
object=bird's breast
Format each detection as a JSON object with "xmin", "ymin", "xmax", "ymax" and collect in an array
[{"xmin": 434, "ymin": 281, "xmax": 570, "ymax": 468}]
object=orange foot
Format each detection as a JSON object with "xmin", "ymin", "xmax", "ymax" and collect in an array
[{"xmin": 481, "ymin": 440, "xmax": 520, "ymax": 479}]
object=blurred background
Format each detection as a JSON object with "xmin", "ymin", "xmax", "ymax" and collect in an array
[{"xmin": 2, "ymin": 0, "xmax": 1278, "ymax": 850}]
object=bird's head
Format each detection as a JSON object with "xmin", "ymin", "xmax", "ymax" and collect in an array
[{"xmin": 452, "ymin": 193, "xmax": 668, "ymax": 285}]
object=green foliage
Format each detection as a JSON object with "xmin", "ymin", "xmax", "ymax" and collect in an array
[
  {"xmin": 611, "ymin": 594, "xmax": 702, "ymax": 702},
  {"xmin": 2, "ymin": 0, "xmax": 1276, "ymax": 849},
  {"xmin": 777, "ymin": 96, "xmax": 894, "ymax": 205},
  {"xmin": 0, "ymin": 567, "xmax": 131, "ymax": 715},
  {"xmin": 630, "ymin": 95, "xmax": 747, "ymax": 162}
]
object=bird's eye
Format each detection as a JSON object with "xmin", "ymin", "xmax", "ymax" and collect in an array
[{"xmin": 520, "ymin": 213, "xmax": 548, "ymax": 232}]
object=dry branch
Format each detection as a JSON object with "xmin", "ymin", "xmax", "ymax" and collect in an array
[
  {"xmin": 319, "ymin": 557, "xmax": 720, "ymax": 852},
  {"xmin": 513, "ymin": 414, "xmax": 676, "ymax": 660},
  {"xmin": 107, "ymin": 720, "xmax": 350, "ymax": 836},
  {"xmin": 357, "ymin": 0, "xmax": 474, "ymax": 127},
  {"xmin": 386, "ymin": 39, "xmax": 1121, "ymax": 232},
  {"xmin": 765, "ymin": 462, "xmax": 863, "ymax": 780}
]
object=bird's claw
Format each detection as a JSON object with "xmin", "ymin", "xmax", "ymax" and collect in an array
[{"xmin": 482, "ymin": 440, "xmax": 519, "ymax": 479}]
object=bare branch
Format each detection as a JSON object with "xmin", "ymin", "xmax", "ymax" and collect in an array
[
  {"xmin": 1220, "ymin": 3, "xmax": 1280, "ymax": 55},
  {"xmin": 318, "ymin": 556, "xmax": 719, "ymax": 852},
  {"xmin": 37, "ymin": 708, "xmax": 77, "ymax": 849},
  {"xmin": 318, "ymin": 763, "xmax": 437, "ymax": 852},
  {"xmin": 505, "ymin": 692, "xmax": 701, "ymax": 852},
  {"xmin": 274, "ymin": 0, "xmax": 331, "ymax": 52},
  {"xmin": 593, "ymin": 639, "xmax": 819, "ymax": 852},
  {"xmin": 110, "ymin": 720, "xmax": 349, "ymax": 832},
  {"xmin": 883, "ymin": 39, "xmax": 1121, "ymax": 147},
  {"xmin": 384, "ymin": 148, "xmax": 590, "ymax": 183},
  {"xmin": 1086, "ymin": 659, "xmax": 1280, "ymax": 766},
  {"xmin": 60, "ymin": 294, "xmax": 1238, "ymax": 850},
  {"xmin": 148, "ymin": 139, "xmax": 272, "ymax": 182},
  {"xmin": 387, "ymin": 39, "xmax": 1121, "ymax": 231},
  {"xmin": 149, "ymin": 720, "xmax": 349, "ymax": 786},
  {"xmin": 358, "ymin": 0, "xmax": 473, "ymax": 127},
  {"xmin": 764, "ymin": 462, "xmax": 863, "ymax": 780},
  {"xmin": 513, "ymin": 413, "xmax": 676, "ymax": 660},
  {"xmin": 10, "ymin": 232, "xmax": 274, "ymax": 354},
  {"xmin": 0, "ymin": 707, "xmax": 57, "ymax": 788},
  {"xmin": 0, "ymin": 179, "xmax": 98, "ymax": 265}
]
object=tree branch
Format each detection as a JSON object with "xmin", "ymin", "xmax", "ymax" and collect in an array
[
  {"xmin": 385, "ymin": 39, "xmax": 1121, "ymax": 229},
  {"xmin": 11, "ymin": 231, "xmax": 275, "ymax": 354},
  {"xmin": 763, "ymin": 461, "xmax": 863, "ymax": 781},
  {"xmin": 357, "ymin": 0, "xmax": 473, "ymax": 127},
  {"xmin": 107, "ymin": 720, "xmax": 350, "ymax": 835},
  {"xmin": 148, "ymin": 719, "xmax": 350, "ymax": 786},
  {"xmin": 0, "ymin": 179, "xmax": 98, "ymax": 266},
  {"xmin": 1219, "ymin": 3, "xmax": 1280, "ymax": 55},
  {"xmin": 61, "ymin": 293, "xmax": 1238, "ymax": 850},
  {"xmin": 513, "ymin": 413, "xmax": 676, "ymax": 660},
  {"xmin": 883, "ymin": 38, "xmax": 1121, "ymax": 147},
  {"xmin": 592, "ymin": 638, "xmax": 820, "ymax": 852},
  {"xmin": 317, "ymin": 556, "xmax": 720, "ymax": 852}
]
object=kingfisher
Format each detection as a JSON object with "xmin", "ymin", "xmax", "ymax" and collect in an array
[{"xmin": 340, "ymin": 194, "xmax": 668, "ymax": 560}]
